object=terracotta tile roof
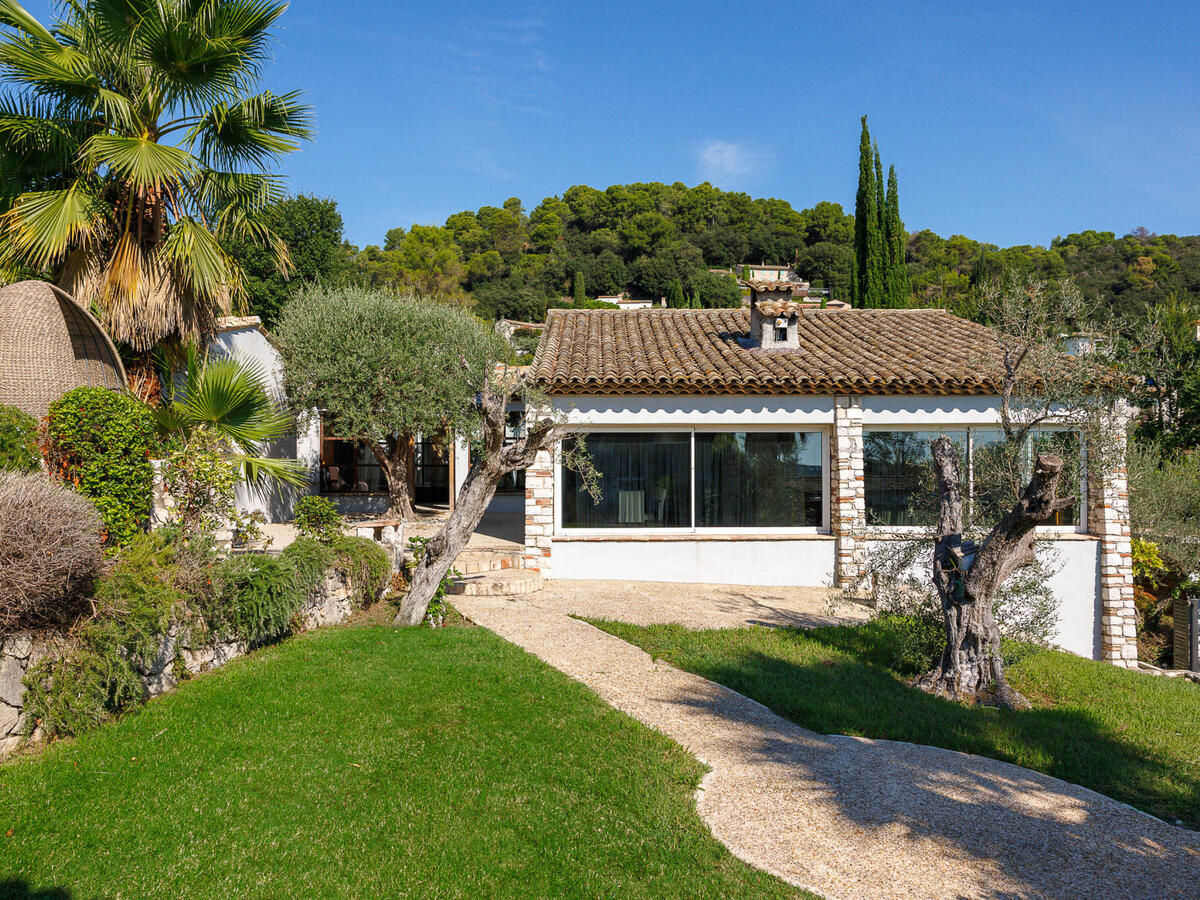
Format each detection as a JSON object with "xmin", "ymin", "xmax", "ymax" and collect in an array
[
  {"xmin": 755, "ymin": 300, "xmax": 812, "ymax": 317},
  {"xmin": 529, "ymin": 307, "xmax": 1006, "ymax": 396}
]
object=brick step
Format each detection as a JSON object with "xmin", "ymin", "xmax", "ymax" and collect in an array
[
  {"xmin": 453, "ymin": 548, "xmax": 525, "ymax": 575},
  {"xmin": 445, "ymin": 569, "xmax": 544, "ymax": 597}
]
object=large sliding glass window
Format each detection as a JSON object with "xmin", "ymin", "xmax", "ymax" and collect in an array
[
  {"xmin": 561, "ymin": 430, "xmax": 825, "ymax": 530},
  {"xmin": 865, "ymin": 428, "xmax": 1084, "ymax": 529},
  {"xmin": 562, "ymin": 433, "xmax": 690, "ymax": 528},
  {"xmin": 864, "ymin": 431, "xmax": 965, "ymax": 526},
  {"xmin": 695, "ymin": 432, "xmax": 823, "ymax": 527}
]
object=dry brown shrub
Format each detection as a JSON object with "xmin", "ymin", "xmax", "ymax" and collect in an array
[{"xmin": 0, "ymin": 471, "xmax": 104, "ymax": 633}]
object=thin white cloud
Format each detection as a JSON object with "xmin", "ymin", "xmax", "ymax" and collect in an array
[{"xmin": 696, "ymin": 139, "xmax": 770, "ymax": 184}]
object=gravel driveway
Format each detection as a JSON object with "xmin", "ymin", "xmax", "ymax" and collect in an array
[{"xmin": 455, "ymin": 594, "xmax": 1200, "ymax": 900}]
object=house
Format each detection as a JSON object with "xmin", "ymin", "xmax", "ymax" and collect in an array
[
  {"xmin": 613, "ymin": 296, "xmax": 654, "ymax": 310},
  {"xmin": 740, "ymin": 263, "xmax": 798, "ymax": 283},
  {"xmin": 515, "ymin": 303, "xmax": 1139, "ymax": 667}
]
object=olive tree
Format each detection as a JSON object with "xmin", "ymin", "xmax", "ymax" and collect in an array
[
  {"xmin": 915, "ymin": 277, "xmax": 1125, "ymax": 708},
  {"xmin": 394, "ymin": 377, "xmax": 586, "ymax": 626},
  {"xmin": 273, "ymin": 285, "xmax": 509, "ymax": 519}
]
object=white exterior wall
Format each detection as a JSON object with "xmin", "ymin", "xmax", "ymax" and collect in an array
[
  {"xmin": 863, "ymin": 537, "xmax": 1102, "ymax": 660},
  {"xmin": 209, "ymin": 322, "xmax": 317, "ymax": 522},
  {"xmin": 527, "ymin": 393, "xmax": 1131, "ymax": 663},
  {"xmin": 553, "ymin": 538, "xmax": 836, "ymax": 586}
]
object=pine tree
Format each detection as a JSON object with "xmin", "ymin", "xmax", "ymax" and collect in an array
[
  {"xmin": 667, "ymin": 279, "xmax": 685, "ymax": 309},
  {"xmin": 574, "ymin": 270, "xmax": 585, "ymax": 305},
  {"xmin": 884, "ymin": 165, "xmax": 910, "ymax": 307}
]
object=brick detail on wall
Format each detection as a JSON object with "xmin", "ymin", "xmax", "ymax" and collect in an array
[
  {"xmin": 1088, "ymin": 410, "xmax": 1137, "ymax": 667},
  {"xmin": 831, "ymin": 395, "xmax": 867, "ymax": 587},
  {"xmin": 524, "ymin": 447, "xmax": 554, "ymax": 575}
]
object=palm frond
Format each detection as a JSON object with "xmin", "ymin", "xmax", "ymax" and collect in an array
[
  {"xmin": 187, "ymin": 89, "xmax": 313, "ymax": 170},
  {"xmin": 158, "ymin": 215, "xmax": 237, "ymax": 301},
  {"xmin": 0, "ymin": 182, "xmax": 108, "ymax": 267},
  {"xmin": 81, "ymin": 133, "xmax": 194, "ymax": 188}
]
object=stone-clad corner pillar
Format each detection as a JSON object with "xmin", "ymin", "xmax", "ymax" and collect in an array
[
  {"xmin": 524, "ymin": 446, "xmax": 554, "ymax": 576},
  {"xmin": 1089, "ymin": 403, "xmax": 1137, "ymax": 667},
  {"xmin": 832, "ymin": 395, "xmax": 867, "ymax": 588}
]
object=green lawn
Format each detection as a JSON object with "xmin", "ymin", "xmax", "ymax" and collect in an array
[
  {"xmin": 0, "ymin": 625, "xmax": 799, "ymax": 899},
  {"xmin": 589, "ymin": 619, "xmax": 1200, "ymax": 829}
]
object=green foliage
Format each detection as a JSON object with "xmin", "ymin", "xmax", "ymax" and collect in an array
[
  {"xmin": 293, "ymin": 495, "xmax": 344, "ymax": 543},
  {"xmin": 45, "ymin": 387, "xmax": 156, "ymax": 548},
  {"xmin": 352, "ymin": 180, "xmax": 854, "ymax": 314},
  {"xmin": 223, "ymin": 195, "xmax": 354, "ymax": 327},
  {"xmin": 160, "ymin": 431, "xmax": 240, "ymax": 538},
  {"xmin": 332, "ymin": 535, "xmax": 390, "ymax": 604},
  {"xmin": 0, "ymin": 403, "xmax": 39, "ymax": 472},
  {"xmin": 274, "ymin": 285, "xmax": 510, "ymax": 468},
  {"xmin": 213, "ymin": 554, "xmax": 305, "ymax": 646},
  {"xmin": 854, "ymin": 116, "xmax": 885, "ymax": 307},
  {"xmin": 22, "ymin": 643, "xmax": 144, "ymax": 739},
  {"xmin": 22, "ymin": 532, "xmax": 183, "ymax": 738},
  {"xmin": 279, "ymin": 536, "xmax": 335, "ymax": 597},
  {"xmin": 0, "ymin": 0, "xmax": 312, "ymax": 350},
  {"xmin": 154, "ymin": 344, "xmax": 302, "ymax": 488}
]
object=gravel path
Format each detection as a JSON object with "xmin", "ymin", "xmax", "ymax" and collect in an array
[
  {"xmin": 455, "ymin": 595, "xmax": 1200, "ymax": 900},
  {"xmin": 527, "ymin": 579, "xmax": 870, "ymax": 629}
]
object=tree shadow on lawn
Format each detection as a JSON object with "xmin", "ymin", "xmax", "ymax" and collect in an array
[
  {"xmin": 658, "ymin": 655, "xmax": 1200, "ymax": 897},
  {"xmin": 635, "ymin": 618, "xmax": 1200, "ymax": 830},
  {"xmin": 0, "ymin": 881, "xmax": 75, "ymax": 899}
]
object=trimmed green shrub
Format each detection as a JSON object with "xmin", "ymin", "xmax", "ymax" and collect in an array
[
  {"xmin": 0, "ymin": 404, "xmax": 39, "ymax": 472},
  {"xmin": 332, "ymin": 535, "xmax": 390, "ymax": 604},
  {"xmin": 213, "ymin": 555, "xmax": 305, "ymax": 645},
  {"xmin": 46, "ymin": 387, "xmax": 157, "ymax": 548},
  {"xmin": 293, "ymin": 495, "xmax": 344, "ymax": 543}
]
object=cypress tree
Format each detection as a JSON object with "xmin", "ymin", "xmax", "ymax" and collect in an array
[
  {"xmin": 667, "ymin": 279, "xmax": 684, "ymax": 309},
  {"xmin": 884, "ymin": 165, "xmax": 910, "ymax": 307},
  {"xmin": 870, "ymin": 144, "xmax": 886, "ymax": 307},
  {"xmin": 853, "ymin": 116, "xmax": 874, "ymax": 306},
  {"xmin": 573, "ymin": 270, "xmax": 585, "ymax": 304}
]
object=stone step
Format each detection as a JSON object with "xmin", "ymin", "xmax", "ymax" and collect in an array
[
  {"xmin": 445, "ymin": 568, "xmax": 544, "ymax": 597},
  {"xmin": 453, "ymin": 548, "xmax": 525, "ymax": 575}
]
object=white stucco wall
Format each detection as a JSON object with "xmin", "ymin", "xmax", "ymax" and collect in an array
[
  {"xmin": 552, "ymin": 538, "xmax": 837, "ymax": 586},
  {"xmin": 208, "ymin": 321, "xmax": 317, "ymax": 522},
  {"xmin": 863, "ymin": 537, "xmax": 1101, "ymax": 660}
]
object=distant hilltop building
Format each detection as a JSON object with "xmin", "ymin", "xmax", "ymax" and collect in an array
[
  {"xmin": 729, "ymin": 263, "xmax": 849, "ymax": 308},
  {"xmin": 738, "ymin": 263, "xmax": 799, "ymax": 283}
]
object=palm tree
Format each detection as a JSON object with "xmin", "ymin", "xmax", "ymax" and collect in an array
[
  {"xmin": 155, "ymin": 344, "xmax": 305, "ymax": 488},
  {"xmin": 0, "ymin": 0, "xmax": 312, "ymax": 351}
]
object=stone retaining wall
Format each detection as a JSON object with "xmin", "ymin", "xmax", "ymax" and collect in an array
[{"xmin": 0, "ymin": 566, "xmax": 363, "ymax": 760}]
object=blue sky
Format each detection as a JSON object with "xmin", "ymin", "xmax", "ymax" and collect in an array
[{"xmin": 22, "ymin": 1, "xmax": 1200, "ymax": 249}]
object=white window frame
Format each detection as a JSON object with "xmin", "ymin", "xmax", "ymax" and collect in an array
[{"xmin": 554, "ymin": 425, "xmax": 830, "ymax": 536}]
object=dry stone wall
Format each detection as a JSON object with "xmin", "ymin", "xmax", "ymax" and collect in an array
[{"xmin": 0, "ymin": 566, "xmax": 363, "ymax": 760}]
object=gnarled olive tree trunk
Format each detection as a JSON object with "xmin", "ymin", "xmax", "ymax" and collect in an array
[
  {"xmin": 366, "ymin": 433, "xmax": 415, "ymax": 521},
  {"xmin": 917, "ymin": 436, "xmax": 1073, "ymax": 709},
  {"xmin": 394, "ymin": 383, "xmax": 558, "ymax": 626}
]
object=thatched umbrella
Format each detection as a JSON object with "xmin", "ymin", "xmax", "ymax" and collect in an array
[{"xmin": 0, "ymin": 280, "xmax": 126, "ymax": 418}]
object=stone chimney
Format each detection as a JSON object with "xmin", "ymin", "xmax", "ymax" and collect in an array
[{"xmin": 750, "ymin": 300, "xmax": 801, "ymax": 349}]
